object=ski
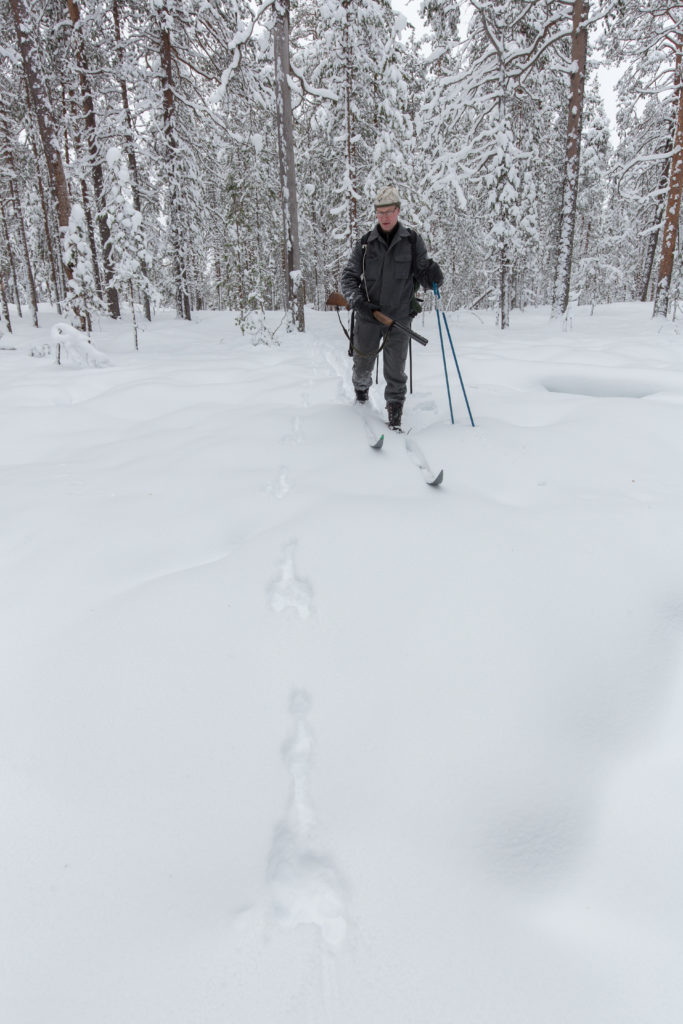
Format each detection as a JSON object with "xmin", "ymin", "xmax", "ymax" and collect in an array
[
  {"xmin": 357, "ymin": 402, "xmax": 384, "ymax": 449},
  {"xmin": 357, "ymin": 403, "xmax": 443, "ymax": 486},
  {"xmin": 404, "ymin": 434, "xmax": 444, "ymax": 487}
]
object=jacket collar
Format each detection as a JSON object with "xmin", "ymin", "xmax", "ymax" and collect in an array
[{"xmin": 367, "ymin": 220, "xmax": 408, "ymax": 247}]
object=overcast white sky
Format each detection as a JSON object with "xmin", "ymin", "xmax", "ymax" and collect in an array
[{"xmin": 393, "ymin": 0, "xmax": 424, "ymax": 33}]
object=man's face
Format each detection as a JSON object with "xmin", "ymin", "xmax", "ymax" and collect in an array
[{"xmin": 375, "ymin": 204, "xmax": 400, "ymax": 231}]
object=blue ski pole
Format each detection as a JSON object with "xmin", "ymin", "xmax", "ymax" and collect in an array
[
  {"xmin": 434, "ymin": 288, "xmax": 454, "ymax": 425},
  {"xmin": 433, "ymin": 284, "xmax": 475, "ymax": 427}
]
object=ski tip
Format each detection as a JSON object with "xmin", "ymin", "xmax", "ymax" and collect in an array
[
  {"xmin": 428, "ymin": 469, "xmax": 444, "ymax": 486},
  {"xmin": 371, "ymin": 434, "xmax": 385, "ymax": 450}
]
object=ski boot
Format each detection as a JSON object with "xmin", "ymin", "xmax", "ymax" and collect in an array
[{"xmin": 387, "ymin": 402, "xmax": 403, "ymax": 431}]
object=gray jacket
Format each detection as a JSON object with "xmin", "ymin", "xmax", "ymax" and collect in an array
[{"xmin": 340, "ymin": 222, "xmax": 432, "ymax": 321}]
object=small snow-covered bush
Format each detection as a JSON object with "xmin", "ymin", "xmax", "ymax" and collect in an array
[
  {"xmin": 236, "ymin": 305, "xmax": 279, "ymax": 346},
  {"xmin": 50, "ymin": 323, "xmax": 113, "ymax": 369}
]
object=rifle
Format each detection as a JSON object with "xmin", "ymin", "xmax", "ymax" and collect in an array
[{"xmin": 325, "ymin": 291, "xmax": 429, "ymax": 347}]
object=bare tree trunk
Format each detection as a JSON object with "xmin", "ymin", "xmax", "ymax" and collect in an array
[
  {"xmin": 0, "ymin": 204, "xmax": 22, "ymax": 316},
  {"xmin": 273, "ymin": 0, "xmax": 305, "ymax": 332},
  {"xmin": 654, "ymin": 45, "xmax": 683, "ymax": 318},
  {"xmin": 345, "ymin": 75, "xmax": 356, "ymax": 246},
  {"xmin": 342, "ymin": 2, "xmax": 357, "ymax": 248},
  {"xmin": 551, "ymin": 0, "xmax": 589, "ymax": 317},
  {"xmin": 35, "ymin": 156, "xmax": 65, "ymax": 314},
  {"xmin": 9, "ymin": 0, "xmax": 76, "ymax": 317},
  {"xmin": 215, "ymin": 256, "xmax": 221, "ymax": 310},
  {"xmin": 500, "ymin": 247, "xmax": 511, "ymax": 330},
  {"xmin": 9, "ymin": 181, "xmax": 39, "ymax": 325},
  {"xmin": 0, "ymin": 271, "xmax": 12, "ymax": 333},
  {"xmin": 158, "ymin": 3, "xmax": 191, "ymax": 320},
  {"xmin": 81, "ymin": 177, "xmax": 104, "ymax": 300},
  {"xmin": 640, "ymin": 107, "xmax": 677, "ymax": 302},
  {"xmin": 24, "ymin": 120, "xmax": 65, "ymax": 313},
  {"xmin": 641, "ymin": 197, "xmax": 665, "ymax": 303},
  {"xmin": 66, "ymin": 89, "xmax": 105, "ymax": 302},
  {"xmin": 0, "ymin": 104, "xmax": 39, "ymax": 325}
]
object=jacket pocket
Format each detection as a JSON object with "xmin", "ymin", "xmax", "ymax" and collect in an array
[
  {"xmin": 393, "ymin": 252, "xmax": 412, "ymax": 279},
  {"xmin": 362, "ymin": 251, "xmax": 383, "ymax": 297}
]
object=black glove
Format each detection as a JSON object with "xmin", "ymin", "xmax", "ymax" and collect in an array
[
  {"xmin": 424, "ymin": 260, "xmax": 443, "ymax": 287},
  {"xmin": 355, "ymin": 299, "xmax": 380, "ymax": 322}
]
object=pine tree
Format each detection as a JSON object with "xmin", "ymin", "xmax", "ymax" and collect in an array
[
  {"xmin": 8, "ymin": 0, "xmax": 75, "ymax": 307},
  {"xmin": 274, "ymin": 0, "xmax": 304, "ymax": 331},
  {"xmin": 551, "ymin": 0, "xmax": 590, "ymax": 317},
  {"xmin": 297, "ymin": 0, "xmax": 415, "ymax": 287},
  {"xmin": 603, "ymin": 1, "xmax": 683, "ymax": 317},
  {"xmin": 0, "ymin": 100, "xmax": 39, "ymax": 326},
  {"xmin": 440, "ymin": 0, "xmax": 564, "ymax": 326},
  {"xmin": 66, "ymin": 0, "xmax": 121, "ymax": 318}
]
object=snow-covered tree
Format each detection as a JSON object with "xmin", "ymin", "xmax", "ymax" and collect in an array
[
  {"xmin": 297, "ymin": 0, "xmax": 416, "ymax": 285},
  {"xmin": 104, "ymin": 146, "xmax": 156, "ymax": 335},
  {"xmin": 603, "ymin": 1, "xmax": 683, "ymax": 317},
  {"xmin": 0, "ymin": 100, "xmax": 39, "ymax": 326},
  {"xmin": 8, "ymin": 0, "xmax": 75, "ymax": 310},
  {"xmin": 66, "ymin": 0, "xmax": 121, "ymax": 318},
  {"xmin": 274, "ymin": 0, "xmax": 304, "ymax": 331},
  {"xmin": 0, "ymin": 0, "xmax": 667, "ymax": 329},
  {"xmin": 568, "ymin": 78, "xmax": 613, "ymax": 306},
  {"xmin": 440, "ymin": 0, "xmax": 567, "ymax": 326},
  {"xmin": 551, "ymin": 0, "xmax": 590, "ymax": 317}
]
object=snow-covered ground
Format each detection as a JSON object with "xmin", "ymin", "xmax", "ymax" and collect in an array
[{"xmin": 2, "ymin": 300, "xmax": 683, "ymax": 1023}]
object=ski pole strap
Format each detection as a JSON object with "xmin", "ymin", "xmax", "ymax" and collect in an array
[
  {"xmin": 350, "ymin": 325, "xmax": 391, "ymax": 366},
  {"xmin": 336, "ymin": 308, "xmax": 353, "ymax": 355},
  {"xmin": 376, "ymin": 325, "xmax": 393, "ymax": 383}
]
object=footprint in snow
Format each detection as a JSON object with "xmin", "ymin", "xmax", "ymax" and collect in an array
[
  {"xmin": 268, "ymin": 540, "xmax": 313, "ymax": 619},
  {"xmin": 267, "ymin": 690, "xmax": 348, "ymax": 949}
]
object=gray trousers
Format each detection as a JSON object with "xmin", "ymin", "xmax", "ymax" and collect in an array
[{"xmin": 352, "ymin": 317, "xmax": 410, "ymax": 405}]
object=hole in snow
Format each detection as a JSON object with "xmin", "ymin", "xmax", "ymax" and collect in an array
[{"xmin": 543, "ymin": 375, "xmax": 655, "ymax": 399}]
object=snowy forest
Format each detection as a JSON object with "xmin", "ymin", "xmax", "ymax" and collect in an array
[{"xmin": 2, "ymin": 0, "xmax": 683, "ymax": 335}]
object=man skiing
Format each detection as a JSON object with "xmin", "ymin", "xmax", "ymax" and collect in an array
[{"xmin": 340, "ymin": 186, "xmax": 443, "ymax": 430}]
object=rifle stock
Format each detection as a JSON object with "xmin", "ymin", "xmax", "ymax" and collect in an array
[{"xmin": 325, "ymin": 291, "xmax": 429, "ymax": 346}]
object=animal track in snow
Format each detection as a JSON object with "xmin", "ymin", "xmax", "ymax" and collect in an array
[
  {"xmin": 267, "ymin": 690, "xmax": 348, "ymax": 949},
  {"xmin": 268, "ymin": 540, "xmax": 313, "ymax": 618},
  {"xmin": 266, "ymin": 466, "xmax": 291, "ymax": 499},
  {"xmin": 282, "ymin": 415, "xmax": 304, "ymax": 445}
]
